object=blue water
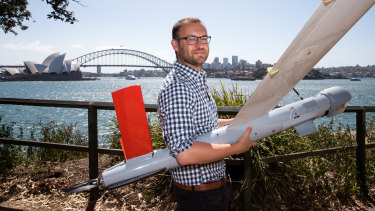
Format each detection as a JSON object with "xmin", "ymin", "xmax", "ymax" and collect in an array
[{"xmin": 1, "ymin": 77, "xmax": 374, "ymax": 143}]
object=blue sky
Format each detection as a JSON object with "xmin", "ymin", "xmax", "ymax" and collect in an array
[{"xmin": 1, "ymin": 0, "xmax": 374, "ymax": 72}]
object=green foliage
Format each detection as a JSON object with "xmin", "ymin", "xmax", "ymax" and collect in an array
[
  {"xmin": 211, "ymin": 81, "xmax": 247, "ymax": 108},
  {"xmin": 304, "ymin": 68, "xmax": 330, "ymax": 79},
  {"xmin": 211, "ymin": 81, "xmax": 248, "ymax": 121},
  {"xmin": 0, "ymin": 0, "xmax": 30, "ymax": 35},
  {"xmin": 0, "ymin": 120, "xmax": 23, "ymax": 173},
  {"xmin": 149, "ymin": 114, "xmax": 167, "ymax": 150},
  {"xmin": 0, "ymin": 0, "xmax": 79, "ymax": 35},
  {"xmin": 0, "ymin": 121, "xmax": 13, "ymax": 138},
  {"xmin": 244, "ymin": 123, "xmax": 359, "ymax": 209},
  {"xmin": 104, "ymin": 116, "xmax": 122, "ymax": 150},
  {"xmin": 253, "ymin": 68, "xmax": 268, "ymax": 79},
  {"xmin": 28, "ymin": 121, "xmax": 87, "ymax": 162},
  {"xmin": 365, "ymin": 116, "xmax": 375, "ymax": 187}
]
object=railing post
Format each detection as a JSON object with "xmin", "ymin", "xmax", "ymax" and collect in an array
[
  {"xmin": 243, "ymin": 151, "xmax": 252, "ymax": 210},
  {"xmin": 356, "ymin": 108, "xmax": 368, "ymax": 196},
  {"xmin": 88, "ymin": 103, "xmax": 99, "ymax": 200}
]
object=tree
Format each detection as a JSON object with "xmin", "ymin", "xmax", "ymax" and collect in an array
[
  {"xmin": 253, "ymin": 67, "xmax": 267, "ymax": 79},
  {"xmin": 304, "ymin": 68, "xmax": 328, "ymax": 79},
  {"xmin": 0, "ymin": 0, "xmax": 81, "ymax": 35}
]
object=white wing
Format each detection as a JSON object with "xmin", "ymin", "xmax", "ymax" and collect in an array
[{"xmin": 230, "ymin": 0, "xmax": 375, "ymax": 128}]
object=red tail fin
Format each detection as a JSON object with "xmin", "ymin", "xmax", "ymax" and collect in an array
[{"xmin": 111, "ymin": 85, "xmax": 153, "ymax": 159}]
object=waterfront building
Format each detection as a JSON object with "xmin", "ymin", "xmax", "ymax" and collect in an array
[
  {"xmin": 214, "ymin": 57, "xmax": 220, "ymax": 64},
  {"xmin": 2, "ymin": 52, "xmax": 82, "ymax": 81},
  {"xmin": 232, "ymin": 56, "xmax": 238, "ymax": 68},
  {"xmin": 223, "ymin": 57, "xmax": 229, "ymax": 68},
  {"xmin": 256, "ymin": 59, "xmax": 263, "ymax": 69}
]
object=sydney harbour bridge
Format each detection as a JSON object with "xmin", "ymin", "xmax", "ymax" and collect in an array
[{"xmin": 0, "ymin": 49, "xmax": 174, "ymax": 74}]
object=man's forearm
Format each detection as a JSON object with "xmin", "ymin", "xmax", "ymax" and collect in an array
[
  {"xmin": 175, "ymin": 141, "xmax": 236, "ymax": 166},
  {"xmin": 176, "ymin": 125, "xmax": 254, "ymax": 166}
]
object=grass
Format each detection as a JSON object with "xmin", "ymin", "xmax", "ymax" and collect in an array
[{"xmin": 211, "ymin": 81, "xmax": 247, "ymax": 107}]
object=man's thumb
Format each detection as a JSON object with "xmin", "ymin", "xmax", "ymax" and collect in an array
[{"xmin": 245, "ymin": 125, "xmax": 253, "ymax": 136}]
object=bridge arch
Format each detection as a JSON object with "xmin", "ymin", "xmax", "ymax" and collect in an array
[{"xmin": 72, "ymin": 49, "xmax": 173, "ymax": 73}]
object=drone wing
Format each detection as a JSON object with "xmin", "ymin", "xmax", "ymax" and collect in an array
[{"xmin": 230, "ymin": 0, "xmax": 375, "ymax": 128}]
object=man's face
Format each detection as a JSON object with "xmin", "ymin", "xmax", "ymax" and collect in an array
[{"xmin": 172, "ymin": 22, "xmax": 209, "ymax": 71}]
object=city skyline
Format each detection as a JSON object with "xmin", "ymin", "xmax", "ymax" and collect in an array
[{"xmin": 1, "ymin": 0, "xmax": 375, "ymax": 73}]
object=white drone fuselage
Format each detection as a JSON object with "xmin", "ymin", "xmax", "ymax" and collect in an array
[{"xmin": 102, "ymin": 86, "xmax": 351, "ymax": 189}]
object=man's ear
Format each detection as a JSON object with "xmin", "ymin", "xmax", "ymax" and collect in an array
[{"xmin": 171, "ymin": 39, "xmax": 179, "ymax": 52}]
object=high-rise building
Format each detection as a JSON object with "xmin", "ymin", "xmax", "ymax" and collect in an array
[
  {"xmin": 232, "ymin": 56, "xmax": 238, "ymax": 68},
  {"xmin": 223, "ymin": 58, "xmax": 228, "ymax": 65},
  {"xmin": 256, "ymin": 60, "xmax": 263, "ymax": 69},
  {"xmin": 211, "ymin": 57, "xmax": 220, "ymax": 69},
  {"xmin": 214, "ymin": 57, "xmax": 220, "ymax": 64}
]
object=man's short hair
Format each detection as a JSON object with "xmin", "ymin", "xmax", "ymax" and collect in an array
[{"xmin": 172, "ymin": 17, "xmax": 204, "ymax": 39}]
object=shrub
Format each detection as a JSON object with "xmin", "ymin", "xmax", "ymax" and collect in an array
[
  {"xmin": 366, "ymin": 116, "xmax": 375, "ymax": 188},
  {"xmin": 28, "ymin": 121, "xmax": 88, "ymax": 162},
  {"xmin": 0, "ymin": 119, "xmax": 23, "ymax": 173},
  {"xmin": 211, "ymin": 81, "xmax": 247, "ymax": 107},
  {"xmin": 104, "ymin": 116, "xmax": 122, "ymax": 150}
]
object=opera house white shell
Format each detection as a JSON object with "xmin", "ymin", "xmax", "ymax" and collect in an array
[
  {"xmin": 3, "ymin": 67, "xmax": 22, "ymax": 75},
  {"xmin": 3, "ymin": 52, "xmax": 81, "ymax": 76}
]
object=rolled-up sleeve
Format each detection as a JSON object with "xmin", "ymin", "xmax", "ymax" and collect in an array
[{"xmin": 158, "ymin": 83, "xmax": 197, "ymax": 157}]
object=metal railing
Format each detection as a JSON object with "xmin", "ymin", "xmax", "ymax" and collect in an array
[{"xmin": 0, "ymin": 98, "xmax": 374, "ymax": 208}]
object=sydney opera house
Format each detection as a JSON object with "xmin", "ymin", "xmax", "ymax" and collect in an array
[{"xmin": 2, "ymin": 52, "xmax": 82, "ymax": 81}]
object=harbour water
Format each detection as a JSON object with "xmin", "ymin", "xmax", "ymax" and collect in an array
[{"xmin": 0, "ymin": 77, "xmax": 374, "ymax": 144}]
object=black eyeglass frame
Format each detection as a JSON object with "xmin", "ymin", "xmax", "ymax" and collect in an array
[{"xmin": 174, "ymin": 35, "xmax": 211, "ymax": 45}]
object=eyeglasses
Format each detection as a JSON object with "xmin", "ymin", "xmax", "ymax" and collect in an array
[{"xmin": 174, "ymin": 35, "xmax": 211, "ymax": 45}]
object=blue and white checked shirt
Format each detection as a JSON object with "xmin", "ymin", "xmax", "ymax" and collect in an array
[{"xmin": 158, "ymin": 62, "xmax": 226, "ymax": 186}]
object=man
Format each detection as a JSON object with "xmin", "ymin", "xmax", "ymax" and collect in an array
[{"xmin": 158, "ymin": 17, "xmax": 256, "ymax": 210}]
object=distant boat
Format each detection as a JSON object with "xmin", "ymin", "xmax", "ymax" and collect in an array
[
  {"xmin": 125, "ymin": 75, "xmax": 136, "ymax": 80},
  {"xmin": 350, "ymin": 78, "xmax": 361, "ymax": 81},
  {"xmin": 230, "ymin": 76, "xmax": 256, "ymax": 81}
]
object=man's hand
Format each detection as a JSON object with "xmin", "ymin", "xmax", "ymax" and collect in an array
[{"xmin": 232, "ymin": 125, "xmax": 256, "ymax": 154}]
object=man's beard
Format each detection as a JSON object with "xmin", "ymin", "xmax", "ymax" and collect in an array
[{"xmin": 178, "ymin": 48, "xmax": 209, "ymax": 69}]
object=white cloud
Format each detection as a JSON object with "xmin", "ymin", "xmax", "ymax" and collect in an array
[{"xmin": 1, "ymin": 41, "xmax": 54, "ymax": 53}]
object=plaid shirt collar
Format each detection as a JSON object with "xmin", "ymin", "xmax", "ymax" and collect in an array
[{"xmin": 174, "ymin": 61, "xmax": 207, "ymax": 85}]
